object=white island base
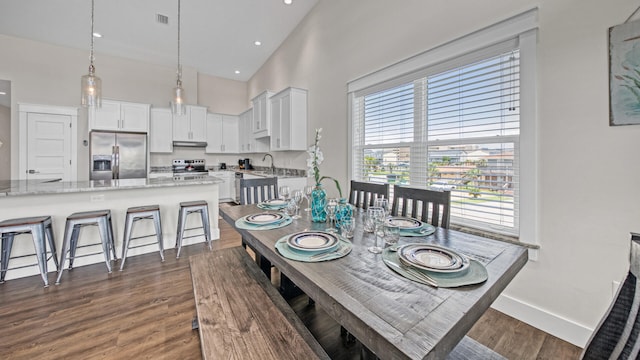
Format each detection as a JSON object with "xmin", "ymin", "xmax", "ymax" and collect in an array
[{"xmin": 0, "ymin": 179, "xmax": 220, "ymax": 282}]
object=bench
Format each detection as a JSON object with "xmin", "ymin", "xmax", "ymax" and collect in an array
[{"xmin": 189, "ymin": 247, "xmax": 330, "ymax": 360}]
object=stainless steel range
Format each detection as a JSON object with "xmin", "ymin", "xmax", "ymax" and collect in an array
[{"xmin": 172, "ymin": 159, "xmax": 208, "ymax": 180}]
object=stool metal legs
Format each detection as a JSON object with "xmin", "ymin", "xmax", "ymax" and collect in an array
[
  {"xmin": 120, "ymin": 206, "xmax": 164, "ymax": 271},
  {"xmin": 0, "ymin": 216, "xmax": 58, "ymax": 287},
  {"xmin": 175, "ymin": 201, "xmax": 211, "ymax": 259}
]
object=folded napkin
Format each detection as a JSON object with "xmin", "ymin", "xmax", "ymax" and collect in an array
[
  {"xmin": 399, "ymin": 223, "xmax": 436, "ymax": 237},
  {"xmin": 235, "ymin": 215, "xmax": 292, "ymax": 230},
  {"xmin": 382, "ymin": 248, "xmax": 487, "ymax": 288},
  {"xmin": 275, "ymin": 236, "xmax": 352, "ymax": 262}
]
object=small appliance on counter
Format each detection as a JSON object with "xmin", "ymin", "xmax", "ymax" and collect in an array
[
  {"xmin": 219, "ymin": 162, "xmax": 227, "ymax": 170},
  {"xmin": 172, "ymin": 159, "xmax": 209, "ymax": 180},
  {"xmin": 238, "ymin": 158, "xmax": 253, "ymax": 170}
]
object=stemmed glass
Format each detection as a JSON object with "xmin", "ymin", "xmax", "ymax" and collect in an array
[
  {"xmin": 303, "ymin": 185, "xmax": 314, "ymax": 212},
  {"xmin": 324, "ymin": 198, "xmax": 338, "ymax": 232},
  {"xmin": 291, "ymin": 190, "xmax": 303, "ymax": 219},
  {"xmin": 367, "ymin": 207, "xmax": 385, "ymax": 254},
  {"xmin": 279, "ymin": 185, "xmax": 291, "ymax": 201},
  {"xmin": 374, "ymin": 197, "xmax": 389, "ymax": 218}
]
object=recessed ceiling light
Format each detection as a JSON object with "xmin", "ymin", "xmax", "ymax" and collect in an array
[
  {"xmin": 254, "ymin": 40, "xmax": 262, "ymax": 46},
  {"xmin": 284, "ymin": 0, "xmax": 292, "ymax": 4},
  {"xmin": 93, "ymin": 32, "xmax": 102, "ymax": 38},
  {"xmin": 235, "ymin": 70, "xmax": 240, "ymax": 74},
  {"xmin": 0, "ymin": 92, "xmax": 6, "ymax": 95}
]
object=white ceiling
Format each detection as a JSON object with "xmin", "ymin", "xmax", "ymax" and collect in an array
[{"xmin": 0, "ymin": 0, "xmax": 318, "ymax": 82}]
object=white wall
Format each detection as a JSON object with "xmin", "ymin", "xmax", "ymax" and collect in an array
[{"xmin": 248, "ymin": 0, "xmax": 640, "ymax": 346}]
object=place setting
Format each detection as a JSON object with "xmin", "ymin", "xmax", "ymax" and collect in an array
[
  {"xmin": 257, "ymin": 198, "xmax": 289, "ymax": 210},
  {"xmin": 275, "ymin": 230, "xmax": 353, "ymax": 262},
  {"xmin": 385, "ymin": 216, "xmax": 436, "ymax": 237},
  {"xmin": 382, "ymin": 242, "xmax": 488, "ymax": 288},
  {"xmin": 235, "ymin": 211, "xmax": 292, "ymax": 230}
]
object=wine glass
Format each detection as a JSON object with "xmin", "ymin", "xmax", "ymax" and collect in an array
[
  {"xmin": 291, "ymin": 190, "xmax": 303, "ymax": 219},
  {"xmin": 367, "ymin": 206, "xmax": 385, "ymax": 253},
  {"xmin": 279, "ymin": 185, "xmax": 291, "ymax": 201},
  {"xmin": 324, "ymin": 198, "xmax": 338, "ymax": 232},
  {"xmin": 303, "ymin": 185, "xmax": 314, "ymax": 212},
  {"xmin": 374, "ymin": 197, "xmax": 389, "ymax": 217}
]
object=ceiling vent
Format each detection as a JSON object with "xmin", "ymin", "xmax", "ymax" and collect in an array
[{"xmin": 156, "ymin": 13, "xmax": 169, "ymax": 25}]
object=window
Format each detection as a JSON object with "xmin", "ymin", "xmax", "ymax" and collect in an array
[{"xmin": 348, "ymin": 10, "xmax": 537, "ymax": 240}]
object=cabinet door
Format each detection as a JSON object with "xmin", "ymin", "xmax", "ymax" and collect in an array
[
  {"xmin": 90, "ymin": 100, "xmax": 121, "ymax": 131},
  {"xmin": 150, "ymin": 109, "xmax": 173, "ymax": 153},
  {"xmin": 120, "ymin": 102, "xmax": 149, "ymax": 132},
  {"xmin": 270, "ymin": 97, "xmax": 282, "ymax": 150},
  {"xmin": 280, "ymin": 94, "xmax": 292, "ymax": 150},
  {"xmin": 252, "ymin": 91, "xmax": 272, "ymax": 138},
  {"xmin": 222, "ymin": 115, "xmax": 239, "ymax": 153},
  {"xmin": 189, "ymin": 106, "xmax": 208, "ymax": 142},
  {"xmin": 205, "ymin": 113, "xmax": 223, "ymax": 153},
  {"xmin": 172, "ymin": 111, "xmax": 191, "ymax": 141}
]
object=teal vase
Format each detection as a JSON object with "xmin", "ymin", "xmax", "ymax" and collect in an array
[
  {"xmin": 334, "ymin": 198, "xmax": 353, "ymax": 230},
  {"xmin": 311, "ymin": 184, "xmax": 327, "ymax": 222}
]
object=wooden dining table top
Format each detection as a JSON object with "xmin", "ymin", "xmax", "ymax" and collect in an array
[{"xmin": 220, "ymin": 204, "xmax": 528, "ymax": 360}]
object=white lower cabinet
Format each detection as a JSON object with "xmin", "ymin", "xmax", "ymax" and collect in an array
[{"xmin": 210, "ymin": 171, "xmax": 234, "ymax": 202}]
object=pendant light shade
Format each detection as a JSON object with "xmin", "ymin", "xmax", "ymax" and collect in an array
[
  {"xmin": 81, "ymin": 0, "xmax": 101, "ymax": 108},
  {"xmin": 171, "ymin": 0, "xmax": 186, "ymax": 115}
]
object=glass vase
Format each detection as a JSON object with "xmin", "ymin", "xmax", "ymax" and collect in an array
[
  {"xmin": 311, "ymin": 184, "xmax": 327, "ymax": 222},
  {"xmin": 334, "ymin": 198, "xmax": 353, "ymax": 230}
]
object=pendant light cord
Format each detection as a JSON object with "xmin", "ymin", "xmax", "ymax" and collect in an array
[
  {"xmin": 89, "ymin": 0, "xmax": 95, "ymax": 73},
  {"xmin": 176, "ymin": 0, "xmax": 182, "ymax": 83}
]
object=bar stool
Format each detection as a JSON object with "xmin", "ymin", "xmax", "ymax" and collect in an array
[
  {"xmin": 175, "ymin": 200, "xmax": 211, "ymax": 258},
  {"xmin": 120, "ymin": 205, "xmax": 164, "ymax": 271},
  {"xmin": 56, "ymin": 209, "xmax": 117, "ymax": 285},
  {"xmin": 0, "ymin": 216, "xmax": 59, "ymax": 287}
]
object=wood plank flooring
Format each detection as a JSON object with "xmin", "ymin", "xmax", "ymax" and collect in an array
[{"xmin": 0, "ymin": 214, "xmax": 581, "ymax": 359}]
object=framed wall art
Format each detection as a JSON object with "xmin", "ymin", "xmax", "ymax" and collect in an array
[{"xmin": 610, "ymin": 18, "xmax": 640, "ymax": 125}]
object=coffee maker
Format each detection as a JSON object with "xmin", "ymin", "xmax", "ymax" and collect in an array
[{"xmin": 238, "ymin": 158, "xmax": 252, "ymax": 170}]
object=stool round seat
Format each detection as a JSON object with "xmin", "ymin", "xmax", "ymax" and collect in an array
[
  {"xmin": 0, "ymin": 215, "xmax": 59, "ymax": 287},
  {"xmin": 175, "ymin": 200, "xmax": 211, "ymax": 258},
  {"xmin": 56, "ymin": 209, "xmax": 117, "ymax": 285},
  {"xmin": 120, "ymin": 204, "xmax": 164, "ymax": 271}
]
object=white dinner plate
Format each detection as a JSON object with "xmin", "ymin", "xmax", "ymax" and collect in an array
[
  {"xmin": 261, "ymin": 199, "xmax": 287, "ymax": 207},
  {"xmin": 386, "ymin": 217, "xmax": 423, "ymax": 230},
  {"xmin": 398, "ymin": 244, "xmax": 469, "ymax": 273},
  {"xmin": 244, "ymin": 212, "xmax": 285, "ymax": 225},
  {"xmin": 287, "ymin": 231, "xmax": 339, "ymax": 252}
]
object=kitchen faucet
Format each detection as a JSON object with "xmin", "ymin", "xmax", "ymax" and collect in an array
[{"xmin": 262, "ymin": 153, "xmax": 276, "ymax": 175}]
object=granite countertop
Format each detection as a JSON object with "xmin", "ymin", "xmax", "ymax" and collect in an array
[{"xmin": 0, "ymin": 176, "xmax": 223, "ymax": 197}]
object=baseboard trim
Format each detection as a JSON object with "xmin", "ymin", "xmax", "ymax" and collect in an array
[{"xmin": 491, "ymin": 294, "xmax": 592, "ymax": 348}]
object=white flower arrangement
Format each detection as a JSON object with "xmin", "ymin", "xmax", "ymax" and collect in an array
[{"xmin": 307, "ymin": 128, "xmax": 342, "ymax": 197}]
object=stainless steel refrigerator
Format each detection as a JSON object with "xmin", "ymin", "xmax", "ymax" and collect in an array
[{"xmin": 90, "ymin": 131, "xmax": 147, "ymax": 180}]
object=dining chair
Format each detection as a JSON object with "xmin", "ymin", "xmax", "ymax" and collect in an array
[
  {"xmin": 581, "ymin": 233, "xmax": 640, "ymax": 360},
  {"xmin": 239, "ymin": 177, "xmax": 279, "ymax": 205},
  {"xmin": 348, "ymin": 180, "xmax": 389, "ymax": 210},
  {"xmin": 391, "ymin": 185, "xmax": 451, "ymax": 228},
  {"xmin": 239, "ymin": 177, "xmax": 279, "ymax": 279}
]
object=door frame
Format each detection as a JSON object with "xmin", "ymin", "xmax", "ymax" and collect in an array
[{"xmin": 18, "ymin": 103, "xmax": 78, "ymax": 181}]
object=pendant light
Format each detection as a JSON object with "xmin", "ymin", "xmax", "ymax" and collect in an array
[
  {"xmin": 171, "ymin": 0, "xmax": 186, "ymax": 115},
  {"xmin": 80, "ymin": 0, "xmax": 102, "ymax": 108}
]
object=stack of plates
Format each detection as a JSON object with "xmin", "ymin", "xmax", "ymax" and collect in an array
[
  {"xmin": 286, "ymin": 231, "xmax": 339, "ymax": 254},
  {"xmin": 397, "ymin": 244, "xmax": 470, "ymax": 273},
  {"xmin": 386, "ymin": 216, "xmax": 423, "ymax": 230},
  {"xmin": 258, "ymin": 199, "xmax": 288, "ymax": 210},
  {"xmin": 243, "ymin": 212, "xmax": 285, "ymax": 226}
]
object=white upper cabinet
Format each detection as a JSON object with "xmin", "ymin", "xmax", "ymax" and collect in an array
[
  {"xmin": 206, "ymin": 113, "xmax": 239, "ymax": 153},
  {"xmin": 252, "ymin": 90, "xmax": 274, "ymax": 139},
  {"xmin": 239, "ymin": 108, "xmax": 268, "ymax": 153},
  {"xmin": 173, "ymin": 105, "xmax": 207, "ymax": 142},
  {"xmin": 89, "ymin": 99, "xmax": 150, "ymax": 133},
  {"xmin": 149, "ymin": 108, "xmax": 173, "ymax": 153},
  {"xmin": 270, "ymin": 87, "xmax": 308, "ymax": 151}
]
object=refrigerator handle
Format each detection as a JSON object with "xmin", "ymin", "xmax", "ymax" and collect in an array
[{"xmin": 113, "ymin": 145, "xmax": 119, "ymax": 179}]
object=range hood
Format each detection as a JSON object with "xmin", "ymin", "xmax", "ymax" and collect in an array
[{"xmin": 172, "ymin": 141, "xmax": 208, "ymax": 148}]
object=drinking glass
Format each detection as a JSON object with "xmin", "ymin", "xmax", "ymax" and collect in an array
[
  {"xmin": 291, "ymin": 190, "xmax": 303, "ymax": 219},
  {"xmin": 374, "ymin": 197, "xmax": 389, "ymax": 217},
  {"xmin": 363, "ymin": 212, "xmax": 375, "ymax": 233},
  {"xmin": 284, "ymin": 199, "xmax": 297, "ymax": 217},
  {"xmin": 324, "ymin": 198, "xmax": 338, "ymax": 232},
  {"xmin": 367, "ymin": 207, "xmax": 385, "ymax": 253},
  {"xmin": 279, "ymin": 185, "xmax": 291, "ymax": 201},
  {"xmin": 340, "ymin": 219, "xmax": 356, "ymax": 239},
  {"xmin": 303, "ymin": 185, "xmax": 313, "ymax": 211},
  {"xmin": 383, "ymin": 224, "xmax": 400, "ymax": 247}
]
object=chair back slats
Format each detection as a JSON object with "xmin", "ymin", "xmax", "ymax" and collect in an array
[
  {"xmin": 348, "ymin": 181, "xmax": 389, "ymax": 210},
  {"xmin": 391, "ymin": 185, "xmax": 451, "ymax": 228},
  {"xmin": 240, "ymin": 177, "xmax": 279, "ymax": 205},
  {"xmin": 581, "ymin": 233, "xmax": 640, "ymax": 360}
]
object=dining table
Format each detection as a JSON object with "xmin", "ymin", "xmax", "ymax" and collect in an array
[{"xmin": 220, "ymin": 204, "xmax": 528, "ymax": 360}]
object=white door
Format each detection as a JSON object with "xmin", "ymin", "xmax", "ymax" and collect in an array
[{"xmin": 26, "ymin": 112, "xmax": 72, "ymax": 181}]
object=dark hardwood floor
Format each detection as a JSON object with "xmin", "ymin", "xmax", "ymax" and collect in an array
[{"xmin": 0, "ymin": 214, "xmax": 581, "ymax": 359}]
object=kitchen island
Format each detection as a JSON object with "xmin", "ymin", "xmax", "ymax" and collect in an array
[{"xmin": 0, "ymin": 176, "xmax": 222, "ymax": 282}]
